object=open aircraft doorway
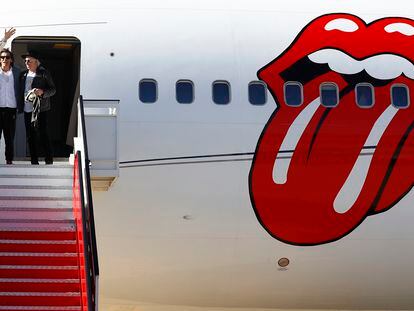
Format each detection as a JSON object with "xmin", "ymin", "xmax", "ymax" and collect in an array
[{"xmin": 12, "ymin": 37, "xmax": 80, "ymax": 161}]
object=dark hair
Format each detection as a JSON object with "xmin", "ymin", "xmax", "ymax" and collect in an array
[{"xmin": 0, "ymin": 48, "xmax": 14, "ymax": 66}]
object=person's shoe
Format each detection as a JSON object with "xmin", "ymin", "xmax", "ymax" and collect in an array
[
  {"xmin": 6, "ymin": 160, "xmax": 12, "ymax": 165},
  {"xmin": 31, "ymin": 160, "xmax": 39, "ymax": 165},
  {"xmin": 45, "ymin": 159, "xmax": 53, "ymax": 165}
]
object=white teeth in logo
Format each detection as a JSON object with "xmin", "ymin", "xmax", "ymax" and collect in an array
[
  {"xmin": 273, "ymin": 97, "xmax": 320, "ymax": 184},
  {"xmin": 308, "ymin": 49, "xmax": 414, "ymax": 80},
  {"xmin": 333, "ymin": 105, "xmax": 399, "ymax": 214},
  {"xmin": 325, "ymin": 18, "xmax": 359, "ymax": 32},
  {"xmin": 385, "ymin": 23, "xmax": 414, "ymax": 36}
]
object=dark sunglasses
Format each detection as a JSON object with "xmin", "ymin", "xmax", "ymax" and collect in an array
[
  {"xmin": 0, "ymin": 56, "xmax": 11, "ymax": 60},
  {"xmin": 25, "ymin": 59, "xmax": 33, "ymax": 63}
]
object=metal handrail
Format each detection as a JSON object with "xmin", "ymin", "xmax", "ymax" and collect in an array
[
  {"xmin": 75, "ymin": 95, "xmax": 100, "ymax": 311},
  {"xmin": 79, "ymin": 95, "xmax": 100, "ymax": 276},
  {"xmin": 73, "ymin": 151, "xmax": 90, "ymax": 311}
]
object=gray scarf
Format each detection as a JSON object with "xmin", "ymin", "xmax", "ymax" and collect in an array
[{"xmin": 25, "ymin": 89, "xmax": 41, "ymax": 128}]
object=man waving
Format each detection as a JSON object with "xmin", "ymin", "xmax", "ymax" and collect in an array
[{"xmin": 0, "ymin": 27, "xmax": 20, "ymax": 164}]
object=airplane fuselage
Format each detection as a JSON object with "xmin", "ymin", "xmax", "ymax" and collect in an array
[{"xmin": 2, "ymin": 1, "xmax": 414, "ymax": 310}]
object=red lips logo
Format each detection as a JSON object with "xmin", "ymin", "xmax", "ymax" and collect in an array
[{"xmin": 249, "ymin": 14, "xmax": 414, "ymax": 245}]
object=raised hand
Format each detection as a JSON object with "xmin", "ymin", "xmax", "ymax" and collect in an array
[{"xmin": 4, "ymin": 28, "xmax": 16, "ymax": 40}]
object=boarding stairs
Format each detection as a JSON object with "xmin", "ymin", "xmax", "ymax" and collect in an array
[
  {"xmin": 0, "ymin": 163, "xmax": 82, "ymax": 310},
  {"xmin": 0, "ymin": 96, "xmax": 106, "ymax": 311}
]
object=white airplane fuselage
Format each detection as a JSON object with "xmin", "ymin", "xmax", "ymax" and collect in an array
[{"xmin": 2, "ymin": 1, "xmax": 414, "ymax": 310}]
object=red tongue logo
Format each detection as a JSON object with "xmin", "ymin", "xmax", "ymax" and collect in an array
[{"xmin": 249, "ymin": 13, "xmax": 414, "ymax": 246}]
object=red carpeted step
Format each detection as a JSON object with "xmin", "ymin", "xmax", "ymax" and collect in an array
[
  {"xmin": 0, "ymin": 266, "xmax": 79, "ymax": 279},
  {"xmin": 0, "ymin": 254, "xmax": 78, "ymax": 266},
  {"xmin": 0, "ymin": 306, "xmax": 82, "ymax": 311},
  {"xmin": 0, "ymin": 231, "xmax": 76, "ymax": 241},
  {"xmin": 0, "ymin": 292, "xmax": 81, "ymax": 306},
  {"xmin": 0, "ymin": 240, "xmax": 77, "ymax": 253},
  {"xmin": 0, "ymin": 279, "xmax": 80, "ymax": 292}
]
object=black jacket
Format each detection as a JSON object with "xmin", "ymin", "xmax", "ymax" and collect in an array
[
  {"xmin": 19, "ymin": 65, "xmax": 56, "ymax": 113},
  {"xmin": 11, "ymin": 66, "xmax": 23, "ymax": 110}
]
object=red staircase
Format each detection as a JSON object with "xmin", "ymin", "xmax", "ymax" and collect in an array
[{"xmin": 0, "ymin": 163, "xmax": 88, "ymax": 311}]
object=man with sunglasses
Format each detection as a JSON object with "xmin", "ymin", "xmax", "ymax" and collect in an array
[
  {"xmin": 0, "ymin": 46, "xmax": 21, "ymax": 165},
  {"xmin": 19, "ymin": 50, "xmax": 55, "ymax": 165},
  {"xmin": 0, "ymin": 28, "xmax": 18, "ymax": 164}
]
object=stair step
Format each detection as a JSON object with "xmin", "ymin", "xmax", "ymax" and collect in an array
[
  {"xmin": 0, "ymin": 176, "xmax": 72, "ymax": 187},
  {"xmin": 0, "ymin": 307, "xmax": 81, "ymax": 311},
  {"xmin": 0, "ymin": 231, "xmax": 76, "ymax": 241},
  {"xmin": 0, "ymin": 189, "xmax": 72, "ymax": 198},
  {"xmin": 0, "ymin": 219, "xmax": 75, "ymax": 230},
  {"xmin": 0, "ymin": 240, "xmax": 77, "ymax": 253},
  {"xmin": 0, "ymin": 186, "xmax": 71, "ymax": 190},
  {"xmin": 0, "ymin": 198, "xmax": 71, "ymax": 209},
  {"xmin": 0, "ymin": 279, "xmax": 80, "ymax": 292},
  {"xmin": 0, "ymin": 292, "xmax": 80, "ymax": 306},
  {"xmin": 0, "ymin": 253, "xmax": 78, "ymax": 266},
  {"xmin": 0, "ymin": 208, "xmax": 73, "ymax": 221},
  {"xmin": 0, "ymin": 219, "xmax": 73, "ymax": 224},
  {"xmin": 0, "ymin": 165, "xmax": 72, "ymax": 177},
  {"xmin": 0, "ymin": 266, "xmax": 79, "ymax": 279}
]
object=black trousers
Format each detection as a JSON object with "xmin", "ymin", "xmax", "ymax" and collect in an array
[
  {"xmin": 24, "ymin": 111, "xmax": 53, "ymax": 164},
  {"xmin": 0, "ymin": 107, "xmax": 16, "ymax": 162}
]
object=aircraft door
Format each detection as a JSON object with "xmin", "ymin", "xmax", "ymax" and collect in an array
[{"xmin": 12, "ymin": 37, "xmax": 80, "ymax": 160}]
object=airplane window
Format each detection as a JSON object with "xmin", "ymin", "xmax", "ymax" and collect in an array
[
  {"xmin": 320, "ymin": 83, "xmax": 339, "ymax": 107},
  {"xmin": 284, "ymin": 82, "xmax": 303, "ymax": 106},
  {"xmin": 176, "ymin": 80, "xmax": 194, "ymax": 104},
  {"xmin": 249, "ymin": 81, "xmax": 267, "ymax": 105},
  {"xmin": 139, "ymin": 79, "xmax": 157, "ymax": 103},
  {"xmin": 355, "ymin": 83, "xmax": 374, "ymax": 108},
  {"xmin": 213, "ymin": 81, "xmax": 231, "ymax": 105},
  {"xmin": 391, "ymin": 84, "xmax": 410, "ymax": 108}
]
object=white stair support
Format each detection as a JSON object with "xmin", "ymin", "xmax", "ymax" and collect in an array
[{"xmin": 75, "ymin": 99, "xmax": 119, "ymax": 191}]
